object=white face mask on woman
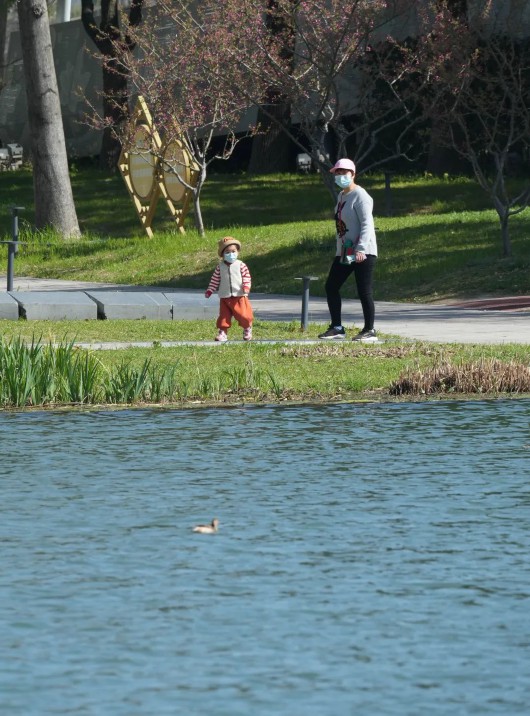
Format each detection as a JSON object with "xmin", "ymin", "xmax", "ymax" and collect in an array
[{"xmin": 335, "ymin": 173, "xmax": 352, "ymax": 189}]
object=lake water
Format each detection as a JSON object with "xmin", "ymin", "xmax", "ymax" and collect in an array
[{"xmin": 1, "ymin": 400, "xmax": 529, "ymax": 715}]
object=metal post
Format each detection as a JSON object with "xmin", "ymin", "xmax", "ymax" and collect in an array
[
  {"xmin": 295, "ymin": 275, "xmax": 318, "ymax": 331},
  {"xmin": 7, "ymin": 244, "xmax": 15, "ymax": 292},
  {"xmin": 6, "ymin": 206, "xmax": 24, "ymax": 291},
  {"xmin": 301, "ymin": 276, "xmax": 310, "ymax": 330}
]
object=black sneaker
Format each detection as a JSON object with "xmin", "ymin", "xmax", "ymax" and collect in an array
[
  {"xmin": 352, "ymin": 328, "xmax": 377, "ymax": 342},
  {"xmin": 318, "ymin": 325, "xmax": 346, "ymax": 339}
]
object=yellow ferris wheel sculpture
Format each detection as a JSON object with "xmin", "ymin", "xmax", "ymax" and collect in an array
[{"xmin": 118, "ymin": 96, "xmax": 199, "ymax": 237}]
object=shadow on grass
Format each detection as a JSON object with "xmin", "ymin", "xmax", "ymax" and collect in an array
[
  {"xmin": 143, "ymin": 216, "xmax": 530, "ymax": 301},
  {"xmin": 3, "ymin": 168, "xmax": 530, "ymax": 301},
  {"xmin": 2, "ymin": 168, "xmax": 500, "ymax": 238}
]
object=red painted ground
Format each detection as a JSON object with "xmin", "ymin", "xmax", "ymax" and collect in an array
[{"xmin": 451, "ymin": 296, "xmax": 530, "ymax": 311}]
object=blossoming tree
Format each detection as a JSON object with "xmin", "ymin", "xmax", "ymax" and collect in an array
[{"xmin": 203, "ymin": 0, "xmax": 429, "ymax": 195}]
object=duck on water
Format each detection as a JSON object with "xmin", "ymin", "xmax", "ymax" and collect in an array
[{"xmin": 192, "ymin": 518, "xmax": 219, "ymax": 534}]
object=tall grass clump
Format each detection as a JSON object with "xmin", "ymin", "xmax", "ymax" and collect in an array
[
  {"xmin": 390, "ymin": 358, "xmax": 530, "ymax": 395},
  {"xmin": 223, "ymin": 361, "xmax": 284, "ymax": 400},
  {"xmin": 0, "ymin": 337, "xmax": 287, "ymax": 408},
  {"xmin": 102, "ymin": 359, "xmax": 182, "ymax": 404},
  {"xmin": 189, "ymin": 356, "xmax": 285, "ymax": 401},
  {"xmin": 0, "ymin": 336, "xmax": 103, "ymax": 406},
  {"xmin": 0, "ymin": 338, "xmax": 184, "ymax": 407}
]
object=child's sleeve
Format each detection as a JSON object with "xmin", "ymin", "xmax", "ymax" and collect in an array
[
  {"xmin": 205, "ymin": 265, "xmax": 221, "ymax": 297},
  {"xmin": 240, "ymin": 262, "xmax": 251, "ymax": 294}
]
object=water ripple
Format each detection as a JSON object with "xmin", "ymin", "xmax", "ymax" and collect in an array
[{"xmin": 1, "ymin": 400, "xmax": 529, "ymax": 714}]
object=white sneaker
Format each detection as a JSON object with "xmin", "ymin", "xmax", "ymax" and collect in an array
[
  {"xmin": 215, "ymin": 329, "xmax": 228, "ymax": 342},
  {"xmin": 243, "ymin": 326, "xmax": 252, "ymax": 341}
]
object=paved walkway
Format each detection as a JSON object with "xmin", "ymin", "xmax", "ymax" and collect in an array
[{"xmin": 4, "ymin": 276, "xmax": 530, "ymax": 344}]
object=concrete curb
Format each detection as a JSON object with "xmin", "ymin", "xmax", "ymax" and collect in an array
[{"xmin": 2, "ymin": 276, "xmax": 530, "ymax": 344}]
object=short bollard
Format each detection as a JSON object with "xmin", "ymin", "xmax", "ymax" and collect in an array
[
  {"xmin": 1, "ymin": 206, "xmax": 25, "ymax": 291},
  {"xmin": 295, "ymin": 275, "xmax": 318, "ymax": 331}
]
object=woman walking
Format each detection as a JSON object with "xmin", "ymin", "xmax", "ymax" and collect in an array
[{"xmin": 318, "ymin": 158, "xmax": 378, "ymax": 342}]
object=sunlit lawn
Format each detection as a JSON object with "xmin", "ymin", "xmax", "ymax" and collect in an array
[{"xmin": 1, "ymin": 168, "xmax": 529, "ymax": 301}]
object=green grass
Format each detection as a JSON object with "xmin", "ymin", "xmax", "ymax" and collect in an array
[
  {"xmin": 0, "ymin": 318, "xmax": 320, "ymax": 344},
  {"xmin": 1, "ymin": 329, "xmax": 529, "ymax": 408},
  {"xmin": 1, "ymin": 168, "xmax": 530, "ymax": 407},
  {"xmin": 1, "ymin": 168, "xmax": 529, "ymax": 301}
]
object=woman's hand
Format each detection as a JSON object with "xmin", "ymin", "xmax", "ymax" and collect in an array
[{"xmin": 355, "ymin": 251, "xmax": 366, "ymax": 262}]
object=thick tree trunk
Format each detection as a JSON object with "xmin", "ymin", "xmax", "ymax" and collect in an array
[
  {"xmin": 247, "ymin": 0, "xmax": 296, "ymax": 174},
  {"xmin": 17, "ymin": 0, "xmax": 80, "ymax": 237},
  {"xmin": 426, "ymin": 117, "xmax": 462, "ymax": 174}
]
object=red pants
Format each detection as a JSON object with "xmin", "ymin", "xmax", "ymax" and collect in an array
[{"xmin": 217, "ymin": 296, "xmax": 254, "ymax": 331}]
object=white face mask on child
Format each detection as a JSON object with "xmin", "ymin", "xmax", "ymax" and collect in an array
[{"xmin": 224, "ymin": 252, "xmax": 238, "ymax": 263}]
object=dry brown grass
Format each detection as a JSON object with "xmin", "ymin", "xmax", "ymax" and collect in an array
[
  {"xmin": 390, "ymin": 358, "xmax": 530, "ymax": 395},
  {"xmin": 280, "ymin": 344, "xmax": 420, "ymax": 359}
]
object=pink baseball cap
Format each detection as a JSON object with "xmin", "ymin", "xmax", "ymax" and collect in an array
[{"xmin": 330, "ymin": 158, "xmax": 356, "ymax": 174}]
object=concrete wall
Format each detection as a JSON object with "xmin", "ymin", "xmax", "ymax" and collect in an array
[{"xmin": 0, "ymin": 18, "xmax": 103, "ymax": 157}]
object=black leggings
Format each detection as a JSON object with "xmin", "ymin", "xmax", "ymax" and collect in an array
[{"xmin": 324, "ymin": 255, "xmax": 376, "ymax": 330}]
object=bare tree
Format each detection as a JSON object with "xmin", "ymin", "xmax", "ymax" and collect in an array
[
  {"xmin": 17, "ymin": 0, "xmax": 80, "ymax": 238},
  {"xmin": 94, "ymin": 0, "xmax": 431, "ymax": 205},
  {"xmin": 81, "ymin": 0, "xmax": 144, "ymax": 170},
  {"xmin": 412, "ymin": 2, "xmax": 530, "ymax": 256},
  {"xmin": 206, "ymin": 0, "xmax": 429, "ymax": 198}
]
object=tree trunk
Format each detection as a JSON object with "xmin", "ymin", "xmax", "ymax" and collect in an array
[
  {"xmin": 426, "ymin": 116, "xmax": 464, "ymax": 174},
  {"xmin": 192, "ymin": 191, "xmax": 205, "ymax": 237},
  {"xmin": 17, "ymin": 0, "xmax": 80, "ymax": 238},
  {"xmin": 81, "ymin": 0, "xmax": 143, "ymax": 171},
  {"xmin": 247, "ymin": 0, "xmax": 296, "ymax": 174},
  {"xmin": 0, "ymin": 1, "xmax": 8, "ymax": 90},
  {"xmin": 247, "ymin": 100, "xmax": 294, "ymax": 174},
  {"xmin": 99, "ymin": 57, "xmax": 129, "ymax": 171},
  {"xmin": 499, "ymin": 212, "xmax": 511, "ymax": 258}
]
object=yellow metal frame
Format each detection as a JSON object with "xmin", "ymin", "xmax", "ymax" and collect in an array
[{"xmin": 118, "ymin": 96, "xmax": 198, "ymax": 237}]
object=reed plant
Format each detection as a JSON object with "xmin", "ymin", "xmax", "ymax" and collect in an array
[
  {"xmin": 101, "ymin": 358, "xmax": 189, "ymax": 404},
  {"xmin": 390, "ymin": 358, "xmax": 530, "ymax": 395},
  {"xmin": 0, "ymin": 337, "xmax": 186, "ymax": 407},
  {"xmin": 0, "ymin": 336, "xmax": 102, "ymax": 406}
]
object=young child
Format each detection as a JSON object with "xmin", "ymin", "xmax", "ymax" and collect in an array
[{"xmin": 204, "ymin": 236, "xmax": 254, "ymax": 342}]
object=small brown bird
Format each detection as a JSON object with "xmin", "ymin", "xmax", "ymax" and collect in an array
[{"xmin": 192, "ymin": 518, "xmax": 219, "ymax": 534}]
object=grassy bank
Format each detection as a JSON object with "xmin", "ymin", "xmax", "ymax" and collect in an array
[
  {"xmin": 1, "ymin": 169, "xmax": 530, "ymax": 301},
  {"xmin": 1, "ymin": 169, "xmax": 529, "ymax": 408},
  {"xmin": 0, "ymin": 327, "xmax": 529, "ymax": 409}
]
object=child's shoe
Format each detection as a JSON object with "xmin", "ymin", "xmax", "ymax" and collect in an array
[
  {"xmin": 243, "ymin": 326, "xmax": 253, "ymax": 341},
  {"xmin": 215, "ymin": 329, "xmax": 228, "ymax": 342}
]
